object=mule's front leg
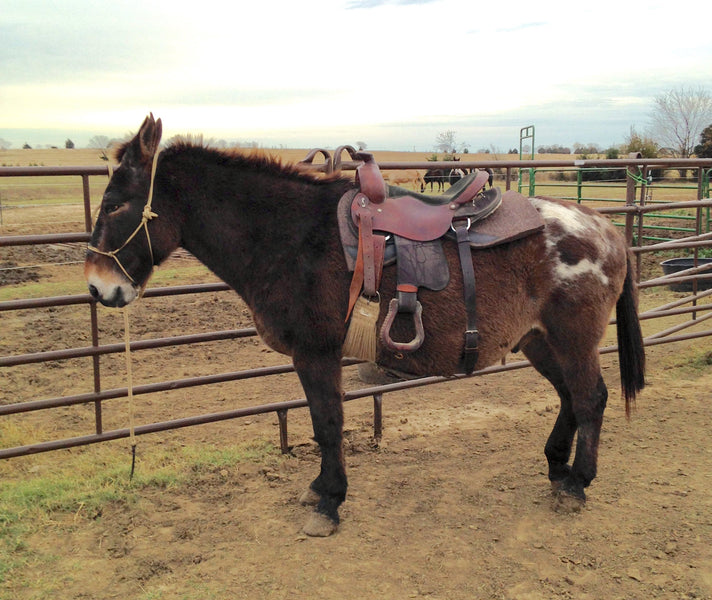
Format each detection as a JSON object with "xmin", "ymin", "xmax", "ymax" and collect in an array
[{"xmin": 293, "ymin": 352, "xmax": 346, "ymax": 536}]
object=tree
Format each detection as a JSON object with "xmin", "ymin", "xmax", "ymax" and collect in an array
[
  {"xmin": 88, "ymin": 135, "xmax": 110, "ymax": 149},
  {"xmin": 649, "ymin": 86, "xmax": 712, "ymax": 158},
  {"xmin": 356, "ymin": 140, "xmax": 367, "ymax": 151},
  {"xmin": 0, "ymin": 138, "xmax": 11, "ymax": 150},
  {"xmin": 538, "ymin": 144, "xmax": 571, "ymax": 154},
  {"xmin": 623, "ymin": 126, "xmax": 658, "ymax": 158},
  {"xmin": 434, "ymin": 130, "xmax": 457, "ymax": 153},
  {"xmin": 573, "ymin": 143, "xmax": 601, "ymax": 155},
  {"xmin": 693, "ymin": 124, "xmax": 712, "ymax": 158},
  {"xmin": 65, "ymin": 139, "xmax": 75, "ymax": 149}
]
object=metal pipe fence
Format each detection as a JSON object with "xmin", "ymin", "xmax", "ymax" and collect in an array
[{"xmin": 2, "ymin": 156, "xmax": 712, "ymax": 460}]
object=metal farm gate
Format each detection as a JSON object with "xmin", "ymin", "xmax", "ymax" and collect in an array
[{"xmin": 2, "ymin": 154, "xmax": 712, "ymax": 460}]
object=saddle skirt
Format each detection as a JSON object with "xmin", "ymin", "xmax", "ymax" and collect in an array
[{"xmin": 338, "ymin": 188, "xmax": 545, "ymax": 273}]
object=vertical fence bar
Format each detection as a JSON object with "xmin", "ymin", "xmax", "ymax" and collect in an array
[
  {"xmin": 277, "ymin": 409, "xmax": 289, "ymax": 453},
  {"xmin": 373, "ymin": 393, "xmax": 383, "ymax": 442},
  {"xmin": 626, "ymin": 165, "xmax": 639, "ymax": 279},
  {"xmin": 90, "ymin": 304, "xmax": 102, "ymax": 433},
  {"xmin": 81, "ymin": 173, "xmax": 103, "ymax": 433},
  {"xmin": 81, "ymin": 174, "xmax": 93, "ymax": 232}
]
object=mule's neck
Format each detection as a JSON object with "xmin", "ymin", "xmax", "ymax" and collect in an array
[{"xmin": 164, "ymin": 149, "xmax": 351, "ymax": 303}]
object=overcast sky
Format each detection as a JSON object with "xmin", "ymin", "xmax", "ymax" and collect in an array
[{"xmin": 2, "ymin": 0, "xmax": 710, "ymax": 151}]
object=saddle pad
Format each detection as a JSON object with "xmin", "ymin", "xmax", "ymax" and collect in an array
[
  {"xmin": 337, "ymin": 188, "xmax": 545, "ymax": 271},
  {"xmin": 450, "ymin": 190, "xmax": 545, "ymax": 249}
]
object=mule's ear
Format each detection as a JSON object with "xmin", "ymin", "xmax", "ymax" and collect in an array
[{"xmin": 138, "ymin": 113, "xmax": 163, "ymax": 163}]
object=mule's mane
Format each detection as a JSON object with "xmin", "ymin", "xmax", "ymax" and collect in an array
[{"xmin": 114, "ymin": 135, "xmax": 341, "ymax": 184}]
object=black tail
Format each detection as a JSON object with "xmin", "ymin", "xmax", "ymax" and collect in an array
[{"xmin": 616, "ymin": 256, "xmax": 646, "ymax": 417}]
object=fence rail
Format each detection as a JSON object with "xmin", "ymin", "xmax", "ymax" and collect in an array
[{"xmin": 2, "ymin": 155, "xmax": 712, "ymax": 460}]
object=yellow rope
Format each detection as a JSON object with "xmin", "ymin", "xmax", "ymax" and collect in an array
[
  {"xmin": 123, "ymin": 307, "xmax": 137, "ymax": 479},
  {"xmin": 87, "ymin": 151, "xmax": 160, "ymax": 283}
]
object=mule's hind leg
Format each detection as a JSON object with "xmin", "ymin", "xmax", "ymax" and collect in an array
[
  {"xmin": 519, "ymin": 332, "xmax": 577, "ymax": 485},
  {"xmin": 293, "ymin": 352, "xmax": 346, "ymax": 536},
  {"xmin": 520, "ymin": 331, "xmax": 608, "ymax": 505}
]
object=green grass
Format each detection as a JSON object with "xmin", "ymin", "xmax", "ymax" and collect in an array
[
  {"xmin": 0, "ymin": 277, "xmax": 87, "ymax": 302},
  {"xmin": 0, "ymin": 438, "xmax": 278, "ymax": 587},
  {"xmin": 0, "ymin": 264, "xmax": 220, "ymax": 302},
  {"xmin": 665, "ymin": 346, "xmax": 712, "ymax": 376}
]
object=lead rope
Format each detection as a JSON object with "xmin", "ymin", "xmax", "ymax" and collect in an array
[
  {"xmin": 123, "ymin": 307, "xmax": 137, "ymax": 480},
  {"xmin": 90, "ymin": 154, "xmax": 160, "ymax": 480}
]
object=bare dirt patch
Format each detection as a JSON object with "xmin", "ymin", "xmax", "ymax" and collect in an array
[{"xmin": 2, "ymin": 285, "xmax": 712, "ymax": 599}]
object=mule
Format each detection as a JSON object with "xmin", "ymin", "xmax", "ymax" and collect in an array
[
  {"xmin": 448, "ymin": 167, "xmax": 465, "ymax": 186},
  {"xmin": 485, "ymin": 167, "xmax": 494, "ymax": 188},
  {"xmin": 85, "ymin": 115, "xmax": 645, "ymax": 537},
  {"xmin": 422, "ymin": 168, "xmax": 445, "ymax": 192},
  {"xmin": 382, "ymin": 169, "xmax": 425, "ymax": 190}
]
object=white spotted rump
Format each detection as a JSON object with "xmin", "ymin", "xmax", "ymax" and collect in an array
[{"xmin": 529, "ymin": 197, "xmax": 623, "ymax": 288}]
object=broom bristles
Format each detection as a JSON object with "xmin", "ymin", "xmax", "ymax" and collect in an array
[{"xmin": 343, "ymin": 295, "xmax": 379, "ymax": 362}]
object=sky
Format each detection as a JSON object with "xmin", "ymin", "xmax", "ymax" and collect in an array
[{"xmin": 1, "ymin": 0, "xmax": 710, "ymax": 152}]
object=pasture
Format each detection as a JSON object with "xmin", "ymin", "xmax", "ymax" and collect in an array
[{"xmin": 1, "ymin": 148, "xmax": 711, "ymax": 599}]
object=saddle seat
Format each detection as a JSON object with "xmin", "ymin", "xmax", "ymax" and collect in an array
[{"xmin": 351, "ymin": 153, "xmax": 501, "ymax": 242}]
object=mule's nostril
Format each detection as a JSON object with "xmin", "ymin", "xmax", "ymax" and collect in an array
[{"xmin": 88, "ymin": 284, "xmax": 99, "ymax": 299}]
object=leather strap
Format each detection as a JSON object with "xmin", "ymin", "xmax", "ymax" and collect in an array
[
  {"xmin": 355, "ymin": 153, "xmax": 386, "ymax": 204},
  {"xmin": 345, "ymin": 211, "xmax": 385, "ymax": 322},
  {"xmin": 454, "ymin": 221, "xmax": 479, "ymax": 374}
]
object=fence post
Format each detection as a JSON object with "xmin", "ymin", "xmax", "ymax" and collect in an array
[
  {"xmin": 373, "ymin": 393, "xmax": 383, "ymax": 443},
  {"xmin": 277, "ymin": 409, "xmax": 289, "ymax": 454},
  {"xmin": 626, "ymin": 153, "xmax": 643, "ymax": 280},
  {"xmin": 700, "ymin": 168, "xmax": 711, "ymax": 233}
]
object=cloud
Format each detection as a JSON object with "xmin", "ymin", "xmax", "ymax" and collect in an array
[
  {"xmin": 346, "ymin": 0, "xmax": 439, "ymax": 8},
  {"xmin": 495, "ymin": 21, "xmax": 547, "ymax": 33}
]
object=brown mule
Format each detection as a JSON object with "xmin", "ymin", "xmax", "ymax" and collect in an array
[{"xmin": 85, "ymin": 115, "xmax": 645, "ymax": 536}]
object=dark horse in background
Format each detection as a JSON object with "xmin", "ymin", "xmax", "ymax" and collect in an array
[
  {"xmin": 86, "ymin": 115, "xmax": 645, "ymax": 537},
  {"xmin": 422, "ymin": 168, "xmax": 444, "ymax": 192}
]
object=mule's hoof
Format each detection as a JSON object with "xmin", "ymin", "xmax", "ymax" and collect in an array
[
  {"xmin": 303, "ymin": 512, "xmax": 338, "ymax": 537},
  {"xmin": 299, "ymin": 488, "xmax": 321, "ymax": 506},
  {"xmin": 552, "ymin": 488, "xmax": 586, "ymax": 513}
]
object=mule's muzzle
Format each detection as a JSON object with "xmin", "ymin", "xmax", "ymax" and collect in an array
[{"xmin": 88, "ymin": 283, "xmax": 133, "ymax": 308}]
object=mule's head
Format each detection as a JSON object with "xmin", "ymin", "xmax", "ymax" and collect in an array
[{"xmin": 85, "ymin": 113, "xmax": 173, "ymax": 307}]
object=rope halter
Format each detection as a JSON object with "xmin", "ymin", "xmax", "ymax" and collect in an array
[{"xmin": 87, "ymin": 151, "xmax": 161, "ymax": 284}]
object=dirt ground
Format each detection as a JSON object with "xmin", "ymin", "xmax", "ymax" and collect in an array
[
  {"xmin": 2, "ymin": 279, "xmax": 711, "ymax": 599},
  {"xmin": 2, "ymin": 203, "xmax": 712, "ymax": 599}
]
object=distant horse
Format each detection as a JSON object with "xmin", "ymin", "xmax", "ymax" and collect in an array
[
  {"xmin": 422, "ymin": 168, "xmax": 445, "ymax": 192},
  {"xmin": 448, "ymin": 168, "xmax": 465, "ymax": 186},
  {"xmin": 86, "ymin": 115, "xmax": 645, "ymax": 537},
  {"xmin": 382, "ymin": 169, "xmax": 425, "ymax": 190},
  {"xmin": 485, "ymin": 167, "xmax": 494, "ymax": 188}
]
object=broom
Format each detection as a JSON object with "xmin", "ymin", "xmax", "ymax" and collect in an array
[{"xmin": 343, "ymin": 293, "xmax": 380, "ymax": 362}]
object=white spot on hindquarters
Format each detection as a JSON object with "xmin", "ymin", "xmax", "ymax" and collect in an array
[
  {"xmin": 529, "ymin": 197, "xmax": 612, "ymax": 286},
  {"xmin": 555, "ymin": 258, "xmax": 609, "ymax": 285},
  {"xmin": 530, "ymin": 197, "xmax": 591, "ymax": 236}
]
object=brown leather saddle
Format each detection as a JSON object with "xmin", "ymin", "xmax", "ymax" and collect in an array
[{"xmin": 338, "ymin": 151, "xmax": 543, "ymax": 373}]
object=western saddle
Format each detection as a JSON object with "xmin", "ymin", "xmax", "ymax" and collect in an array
[{"xmin": 338, "ymin": 151, "xmax": 543, "ymax": 374}]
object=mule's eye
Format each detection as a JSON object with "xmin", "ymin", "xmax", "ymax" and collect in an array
[{"xmin": 103, "ymin": 202, "xmax": 121, "ymax": 215}]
